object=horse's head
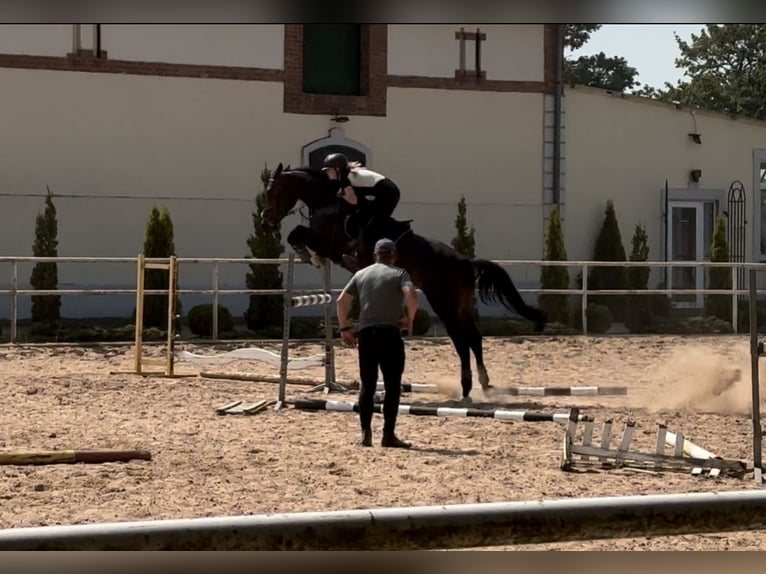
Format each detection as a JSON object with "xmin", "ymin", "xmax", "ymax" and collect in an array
[
  {"xmin": 259, "ymin": 163, "xmax": 335, "ymax": 230},
  {"xmin": 259, "ymin": 162, "xmax": 297, "ymax": 230}
]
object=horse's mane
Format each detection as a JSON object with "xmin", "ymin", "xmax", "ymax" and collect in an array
[{"xmin": 282, "ymin": 166, "xmax": 325, "ymax": 181}]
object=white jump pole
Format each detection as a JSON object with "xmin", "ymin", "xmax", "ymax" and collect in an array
[{"xmin": 2, "ymin": 489, "xmax": 766, "ymax": 550}]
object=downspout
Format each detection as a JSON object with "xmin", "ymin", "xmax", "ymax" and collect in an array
[{"xmin": 552, "ymin": 24, "xmax": 564, "ymax": 204}]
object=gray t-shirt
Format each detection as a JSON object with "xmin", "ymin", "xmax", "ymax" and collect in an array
[{"xmin": 342, "ymin": 262, "xmax": 414, "ymax": 331}]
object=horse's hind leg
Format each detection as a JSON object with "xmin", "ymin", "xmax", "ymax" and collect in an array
[
  {"xmin": 439, "ymin": 316, "xmax": 473, "ymax": 400},
  {"xmin": 465, "ymin": 319, "xmax": 491, "ymax": 390}
]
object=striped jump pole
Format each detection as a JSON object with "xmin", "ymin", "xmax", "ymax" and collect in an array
[
  {"xmin": 293, "ymin": 398, "xmax": 592, "ymax": 423},
  {"xmin": 490, "ymin": 386, "xmax": 628, "ymax": 397},
  {"xmin": 276, "ymin": 253, "xmax": 336, "ymax": 410},
  {"xmin": 291, "ymin": 293, "xmax": 332, "ymax": 307}
]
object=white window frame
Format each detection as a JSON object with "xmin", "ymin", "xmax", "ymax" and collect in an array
[
  {"xmin": 667, "ymin": 200, "xmax": 707, "ymax": 308},
  {"xmin": 301, "ymin": 127, "xmax": 372, "ymax": 167}
]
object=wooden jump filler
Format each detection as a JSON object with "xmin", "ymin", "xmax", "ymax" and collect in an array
[{"xmin": 560, "ymin": 408, "xmax": 748, "ymax": 478}]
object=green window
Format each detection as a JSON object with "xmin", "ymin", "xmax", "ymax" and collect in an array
[{"xmin": 302, "ymin": 25, "xmax": 361, "ymax": 96}]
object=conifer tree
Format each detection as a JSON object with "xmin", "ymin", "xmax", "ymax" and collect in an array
[
  {"xmin": 705, "ymin": 214, "xmax": 731, "ymax": 322},
  {"xmin": 140, "ymin": 206, "xmax": 180, "ymax": 329},
  {"xmin": 30, "ymin": 186, "xmax": 61, "ymax": 323},
  {"xmin": 589, "ymin": 200, "xmax": 627, "ymax": 321},
  {"xmin": 244, "ymin": 164, "xmax": 285, "ymax": 331},
  {"xmin": 451, "ymin": 195, "xmax": 478, "ymax": 320},
  {"xmin": 451, "ymin": 196, "xmax": 476, "ymax": 259},
  {"xmin": 539, "ymin": 205, "xmax": 572, "ymax": 325},
  {"xmin": 624, "ymin": 223, "xmax": 653, "ymax": 331}
]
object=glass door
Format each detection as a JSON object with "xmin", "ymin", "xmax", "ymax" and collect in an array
[{"xmin": 667, "ymin": 202, "xmax": 706, "ymax": 307}]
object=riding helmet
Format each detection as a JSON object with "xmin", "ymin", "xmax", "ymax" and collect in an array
[{"xmin": 322, "ymin": 153, "xmax": 349, "ymax": 170}]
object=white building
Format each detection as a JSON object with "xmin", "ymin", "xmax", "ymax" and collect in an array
[{"xmin": 0, "ymin": 24, "xmax": 764, "ymax": 319}]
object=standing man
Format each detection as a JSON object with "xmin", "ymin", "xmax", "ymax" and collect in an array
[{"xmin": 336, "ymin": 238, "xmax": 419, "ymax": 448}]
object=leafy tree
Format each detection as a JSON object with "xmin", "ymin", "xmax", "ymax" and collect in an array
[
  {"xmin": 644, "ymin": 25, "xmax": 766, "ymax": 120},
  {"xmin": 589, "ymin": 200, "xmax": 627, "ymax": 321},
  {"xmin": 705, "ymin": 214, "xmax": 732, "ymax": 322},
  {"xmin": 539, "ymin": 205, "xmax": 572, "ymax": 325},
  {"xmin": 30, "ymin": 186, "xmax": 61, "ymax": 323},
  {"xmin": 563, "ymin": 24, "xmax": 640, "ymax": 92},
  {"xmin": 451, "ymin": 196, "xmax": 476, "ymax": 259},
  {"xmin": 244, "ymin": 164, "xmax": 285, "ymax": 331},
  {"xmin": 140, "ymin": 206, "xmax": 180, "ymax": 330},
  {"xmin": 624, "ymin": 223, "xmax": 653, "ymax": 332}
]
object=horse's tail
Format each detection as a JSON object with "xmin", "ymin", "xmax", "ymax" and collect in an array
[{"xmin": 472, "ymin": 259, "xmax": 547, "ymax": 332}]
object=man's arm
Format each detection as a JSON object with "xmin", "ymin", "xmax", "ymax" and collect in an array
[
  {"xmin": 402, "ymin": 283, "xmax": 419, "ymax": 322},
  {"xmin": 400, "ymin": 270, "xmax": 418, "ymax": 323},
  {"xmin": 337, "ymin": 275, "xmax": 358, "ymax": 332},
  {"xmin": 336, "ymin": 289, "xmax": 355, "ymax": 332}
]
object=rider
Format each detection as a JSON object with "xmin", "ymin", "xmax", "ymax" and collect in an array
[{"xmin": 321, "ymin": 152, "xmax": 402, "ymax": 266}]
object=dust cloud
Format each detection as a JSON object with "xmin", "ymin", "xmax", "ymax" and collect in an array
[{"xmin": 647, "ymin": 344, "xmax": 763, "ymax": 415}]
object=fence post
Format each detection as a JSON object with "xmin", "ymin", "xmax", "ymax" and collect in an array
[
  {"xmin": 276, "ymin": 253, "xmax": 295, "ymax": 410},
  {"xmin": 732, "ymin": 264, "xmax": 738, "ymax": 334},
  {"xmin": 212, "ymin": 263, "xmax": 219, "ymax": 341},
  {"xmin": 10, "ymin": 261, "xmax": 18, "ymax": 344},
  {"xmin": 581, "ymin": 264, "xmax": 588, "ymax": 334}
]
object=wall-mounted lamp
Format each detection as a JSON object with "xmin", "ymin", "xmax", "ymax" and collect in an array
[
  {"xmin": 689, "ymin": 169, "xmax": 702, "ymax": 183},
  {"xmin": 688, "ymin": 132, "xmax": 702, "ymax": 144},
  {"xmin": 331, "ymin": 115, "xmax": 350, "ymax": 123}
]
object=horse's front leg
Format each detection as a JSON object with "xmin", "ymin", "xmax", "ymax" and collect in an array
[{"xmin": 286, "ymin": 226, "xmax": 314, "ymax": 264}]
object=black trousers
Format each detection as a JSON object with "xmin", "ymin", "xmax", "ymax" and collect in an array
[{"xmin": 357, "ymin": 325, "xmax": 405, "ymax": 434}]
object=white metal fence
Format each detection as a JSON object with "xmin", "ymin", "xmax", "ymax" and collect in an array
[{"xmin": 2, "ymin": 256, "xmax": 766, "ymax": 343}]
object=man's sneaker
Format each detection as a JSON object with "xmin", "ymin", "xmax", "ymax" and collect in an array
[{"xmin": 359, "ymin": 429, "xmax": 372, "ymax": 447}]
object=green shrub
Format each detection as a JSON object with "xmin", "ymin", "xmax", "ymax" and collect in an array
[
  {"xmin": 574, "ymin": 303, "xmax": 613, "ymax": 334},
  {"xmin": 187, "ymin": 304, "xmax": 234, "ymax": 337},
  {"xmin": 539, "ymin": 205, "xmax": 572, "ymax": 325}
]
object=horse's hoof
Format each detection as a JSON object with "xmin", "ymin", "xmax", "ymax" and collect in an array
[{"xmin": 310, "ymin": 254, "xmax": 326, "ymax": 268}]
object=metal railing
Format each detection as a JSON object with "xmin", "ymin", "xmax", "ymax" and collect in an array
[{"xmin": 2, "ymin": 256, "xmax": 766, "ymax": 343}]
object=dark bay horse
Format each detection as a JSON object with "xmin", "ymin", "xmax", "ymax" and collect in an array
[
  {"xmin": 260, "ymin": 164, "xmax": 360, "ymax": 273},
  {"xmin": 260, "ymin": 163, "xmax": 547, "ymax": 399}
]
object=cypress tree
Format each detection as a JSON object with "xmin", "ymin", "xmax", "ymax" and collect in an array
[
  {"xmin": 589, "ymin": 200, "xmax": 627, "ymax": 321},
  {"xmin": 244, "ymin": 165, "xmax": 285, "ymax": 331},
  {"xmin": 451, "ymin": 195, "xmax": 476, "ymax": 259},
  {"xmin": 140, "ymin": 206, "xmax": 180, "ymax": 329},
  {"xmin": 704, "ymin": 214, "xmax": 731, "ymax": 323},
  {"xmin": 624, "ymin": 223, "xmax": 653, "ymax": 331},
  {"xmin": 30, "ymin": 186, "xmax": 61, "ymax": 323},
  {"xmin": 539, "ymin": 205, "xmax": 572, "ymax": 325}
]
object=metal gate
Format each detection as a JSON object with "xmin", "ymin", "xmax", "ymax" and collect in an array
[{"xmin": 726, "ymin": 180, "xmax": 747, "ymax": 299}]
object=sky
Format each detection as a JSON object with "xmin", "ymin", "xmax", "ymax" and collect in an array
[{"xmin": 566, "ymin": 24, "xmax": 708, "ymax": 89}]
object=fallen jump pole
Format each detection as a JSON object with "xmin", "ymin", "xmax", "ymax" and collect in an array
[
  {"xmin": 0, "ymin": 450, "xmax": 151, "ymax": 465},
  {"xmin": 1, "ymin": 489, "xmax": 766, "ymax": 550},
  {"xmin": 293, "ymin": 398, "xmax": 591, "ymax": 423}
]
